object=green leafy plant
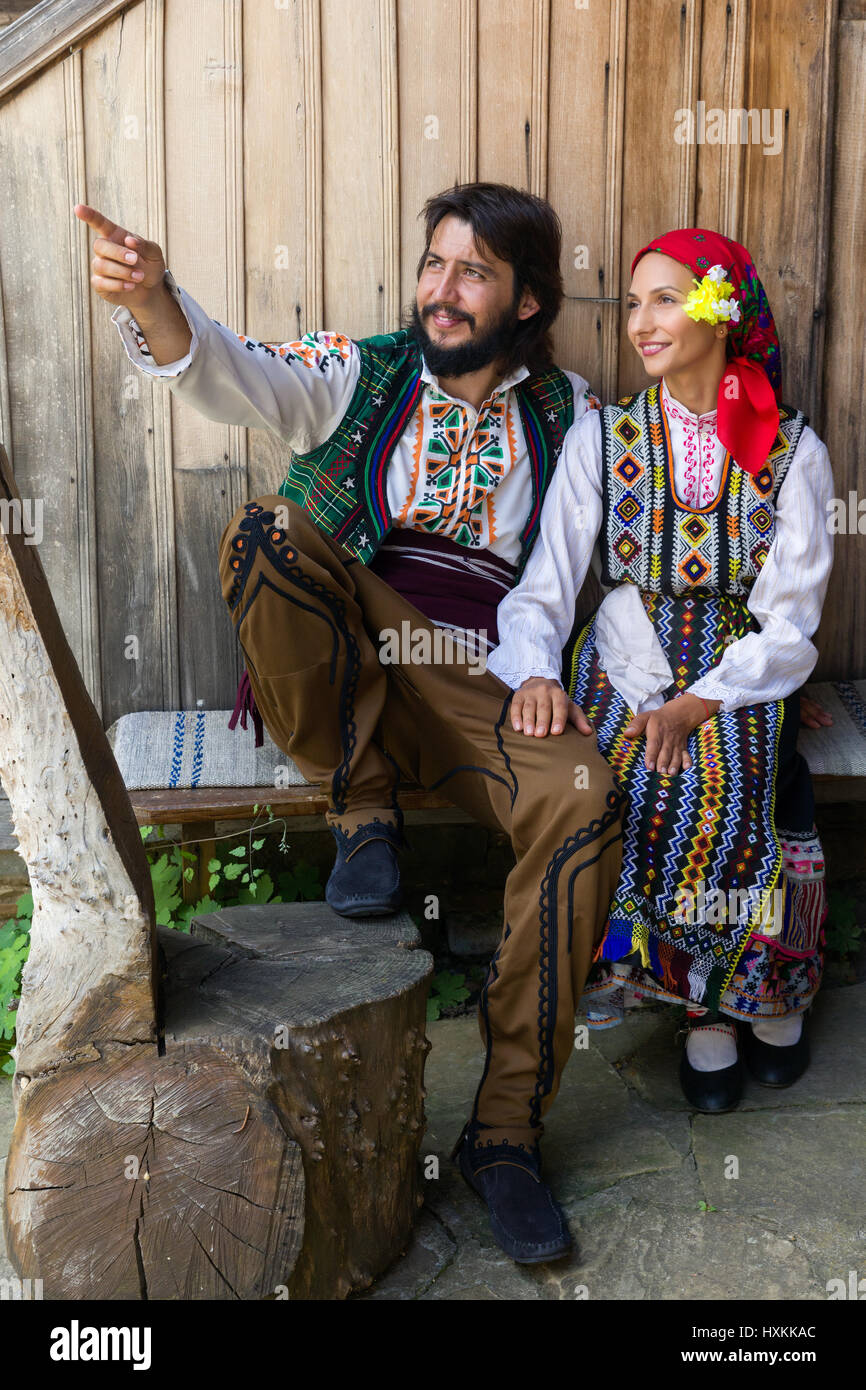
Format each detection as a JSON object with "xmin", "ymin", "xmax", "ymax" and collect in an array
[
  {"xmin": 138, "ymin": 808, "xmax": 324, "ymax": 930},
  {"xmin": 276, "ymin": 862, "xmax": 322, "ymax": 902},
  {"xmin": 426, "ymin": 970, "xmax": 470, "ymax": 1022},
  {"xmin": 0, "ymin": 890, "xmax": 33, "ymax": 1075},
  {"xmin": 824, "ymin": 890, "xmax": 863, "ymax": 959},
  {"xmin": 697, "ymin": 1201, "xmax": 717, "ymax": 1212}
]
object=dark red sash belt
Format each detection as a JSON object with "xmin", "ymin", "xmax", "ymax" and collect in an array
[{"xmin": 227, "ymin": 526, "xmax": 516, "ymax": 748}]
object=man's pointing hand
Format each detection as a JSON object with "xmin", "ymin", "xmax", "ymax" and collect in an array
[{"xmin": 74, "ymin": 203, "xmax": 167, "ymax": 310}]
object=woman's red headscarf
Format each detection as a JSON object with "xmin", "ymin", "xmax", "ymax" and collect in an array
[{"xmin": 630, "ymin": 229, "xmax": 781, "ymax": 476}]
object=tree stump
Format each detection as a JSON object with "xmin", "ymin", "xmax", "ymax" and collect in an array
[
  {"xmin": 165, "ymin": 903, "xmax": 432, "ymax": 1299},
  {"xmin": 0, "ymin": 443, "xmax": 433, "ymax": 1298}
]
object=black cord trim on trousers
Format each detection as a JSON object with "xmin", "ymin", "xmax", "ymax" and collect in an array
[
  {"xmin": 426, "ymin": 762, "xmax": 513, "ymax": 797},
  {"xmin": 468, "ymin": 923, "xmax": 511, "ymax": 1146},
  {"xmin": 565, "ymin": 826, "xmax": 625, "ymax": 956},
  {"xmin": 493, "ymin": 691, "xmax": 518, "ymax": 809},
  {"xmin": 531, "ymin": 788, "xmax": 626, "ymax": 1129},
  {"xmin": 378, "ymin": 744, "xmax": 406, "ymax": 842},
  {"xmin": 226, "ymin": 504, "xmax": 362, "ymax": 816},
  {"xmin": 238, "ymin": 572, "xmax": 341, "ymax": 687}
]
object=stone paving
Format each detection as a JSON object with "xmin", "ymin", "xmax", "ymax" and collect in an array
[
  {"xmin": 1, "ymin": 984, "xmax": 863, "ymax": 1300},
  {"xmin": 361, "ymin": 984, "xmax": 866, "ymax": 1300}
]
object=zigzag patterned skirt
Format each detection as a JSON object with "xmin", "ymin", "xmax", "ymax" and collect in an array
[{"xmin": 563, "ymin": 589, "xmax": 826, "ymax": 1024}]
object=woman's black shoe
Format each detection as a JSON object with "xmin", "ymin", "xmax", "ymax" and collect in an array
[
  {"xmin": 741, "ymin": 1013, "xmax": 810, "ymax": 1087},
  {"xmin": 455, "ymin": 1137, "xmax": 573, "ymax": 1264},
  {"xmin": 679, "ymin": 1053, "xmax": 743, "ymax": 1112},
  {"xmin": 679, "ymin": 1024, "xmax": 743, "ymax": 1113}
]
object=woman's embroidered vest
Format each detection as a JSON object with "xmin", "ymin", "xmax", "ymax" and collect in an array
[
  {"xmin": 599, "ymin": 383, "xmax": 806, "ymax": 597},
  {"xmin": 277, "ymin": 329, "xmax": 576, "ymax": 580}
]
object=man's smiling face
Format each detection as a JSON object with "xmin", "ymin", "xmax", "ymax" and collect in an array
[{"xmin": 412, "ymin": 214, "xmax": 538, "ymax": 378}]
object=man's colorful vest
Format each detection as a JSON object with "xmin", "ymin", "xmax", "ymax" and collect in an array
[
  {"xmin": 277, "ymin": 329, "xmax": 575, "ymax": 580},
  {"xmin": 599, "ymin": 383, "xmax": 806, "ymax": 596}
]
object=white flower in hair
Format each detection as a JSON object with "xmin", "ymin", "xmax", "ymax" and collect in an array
[{"xmin": 706, "ymin": 264, "xmax": 729, "ymax": 284}]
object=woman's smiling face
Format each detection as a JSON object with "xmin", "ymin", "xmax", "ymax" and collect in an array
[{"xmin": 626, "ymin": 251, "xmax": 724, "ymax": 380}]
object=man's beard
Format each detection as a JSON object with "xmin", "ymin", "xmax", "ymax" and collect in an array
[{"xmin": 407, "ymin": 297, "xmax": 522, "ymax": 378}]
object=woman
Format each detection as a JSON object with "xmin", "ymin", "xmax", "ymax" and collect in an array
[{"xmin": 487, "ymin": 228, "xmax": 834, "ymax": 1112}]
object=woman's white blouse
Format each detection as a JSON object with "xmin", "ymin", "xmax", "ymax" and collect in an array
[{"xmin": 486, "ymin": 380, "xmax": 835, "ymax": 714}]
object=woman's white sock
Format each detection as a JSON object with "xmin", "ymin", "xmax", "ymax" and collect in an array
[
  {"xmin": 686, "ymin": 1023, "xmax": 738, "ymax": 1071},
  {"xmin": 751, "ymin": 1014, "xmax": 803, "ymax": 1046}
]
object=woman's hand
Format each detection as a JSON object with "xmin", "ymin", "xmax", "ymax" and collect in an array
[
  {"xmin": 511, "ymin": 676, "xmax": 594, "ymax": 738},
  {"xmin": 800, "ymin": 693, "xmax": 833, "ymax": 729},
  {"xmin": 623, "ymin": 693, "xmax": 720, "ymax": 774}
]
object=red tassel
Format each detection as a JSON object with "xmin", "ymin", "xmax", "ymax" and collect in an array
[{"xmin": 228, "ymin": 668, "xmax": 264, "ymax": 748}]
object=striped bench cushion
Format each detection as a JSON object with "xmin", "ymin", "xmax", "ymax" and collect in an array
[
  {"xmin": 105, "ymin": 681, "xmax": 865, "ymax": 792},
  {"xmin": 105, "ymin": 710, "xmax": 310, "ymax": 790},
  {"xmin": 800, "ymin": 680, "xmax": 866, "ymax": 777}
]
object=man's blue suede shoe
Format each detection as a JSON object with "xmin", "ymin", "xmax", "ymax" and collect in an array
[
  {"xmin": 453, "ymin": 1131, "xmax": 573, "ymax": 1264},
  {"xmin": 325, "ymin": 820, "xmax": 403, "ymax": 917}
]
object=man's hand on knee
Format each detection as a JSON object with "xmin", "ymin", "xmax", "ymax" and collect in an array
[{"xmin": 511, "ymin": 677, "xmax": 593, "ymax": 737}]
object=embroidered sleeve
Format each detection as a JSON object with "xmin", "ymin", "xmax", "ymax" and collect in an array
[
  {"xmin": 112, "ymin": 269, "xmax": 193, "ymax": 376},
  {"xmin": 111, "ymin": 270, "xmax": 361, "ymax": 451},
  {"xmin": 126, "ymin": 313, "xmax": 154, "ymax": 362},
  {"xmin": 687, "ymin": 428, "xmax": 834, "ymax": 712},
  {"xmin": 269, "ymin": 331, "xmax": 353, "ymax": 370}
]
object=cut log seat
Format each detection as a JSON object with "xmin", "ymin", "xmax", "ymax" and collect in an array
[
  {"xmin": 175, "ymin": 903, "xmax": 432, "ymax": 1299},
  {"xmin": 7, "ymin": 905, "xmax": 431, "ymax": 1300}
]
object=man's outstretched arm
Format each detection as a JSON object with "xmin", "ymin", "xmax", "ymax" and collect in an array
[{"xmin": 75, "ymin": 202, "xmax": 358, "ymax": 451}]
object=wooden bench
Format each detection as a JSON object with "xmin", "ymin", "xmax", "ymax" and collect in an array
[{"xmin": 115, "ymin": 679, "xmax": 866, "ymax": 904}]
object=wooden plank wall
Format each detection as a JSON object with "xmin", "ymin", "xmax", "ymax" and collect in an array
[
  {"xmin": 819, "ymin": 0, "xmax": 866, "ymax": 682},
  {"xmin": 0, "ymin": 0, "xmax": 860, "ymax": 726}
]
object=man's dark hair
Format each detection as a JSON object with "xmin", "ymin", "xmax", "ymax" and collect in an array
[{"xmin": 414, "ymin": 182, "xmax": 564, "ymax": 377}]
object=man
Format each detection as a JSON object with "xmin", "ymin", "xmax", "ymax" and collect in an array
[{"xmin": 76, "ymin": 184, "xmax": 625, "ymax": 1266}]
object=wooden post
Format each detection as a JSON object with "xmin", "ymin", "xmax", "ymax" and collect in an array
[
  {"xmin": 180, "ymin": 818, "xmax": 215, "ymax": 904},
  {"xmin": 197, "ymin": 820, "xmax": 217, "ymax": 899},
  {"xmin": 0, "ymin": 447, "xmax": 157, "ymax": 1082}
]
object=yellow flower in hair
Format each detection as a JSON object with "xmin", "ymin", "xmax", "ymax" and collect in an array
[{"xmin": 683, "ymin": 265, "xmax": 737, "ymax": 325}]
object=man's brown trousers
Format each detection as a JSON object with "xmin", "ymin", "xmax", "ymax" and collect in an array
[{"xmin": 219, "ymin": 497, "xmax": 625, "ymax": 1157}]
